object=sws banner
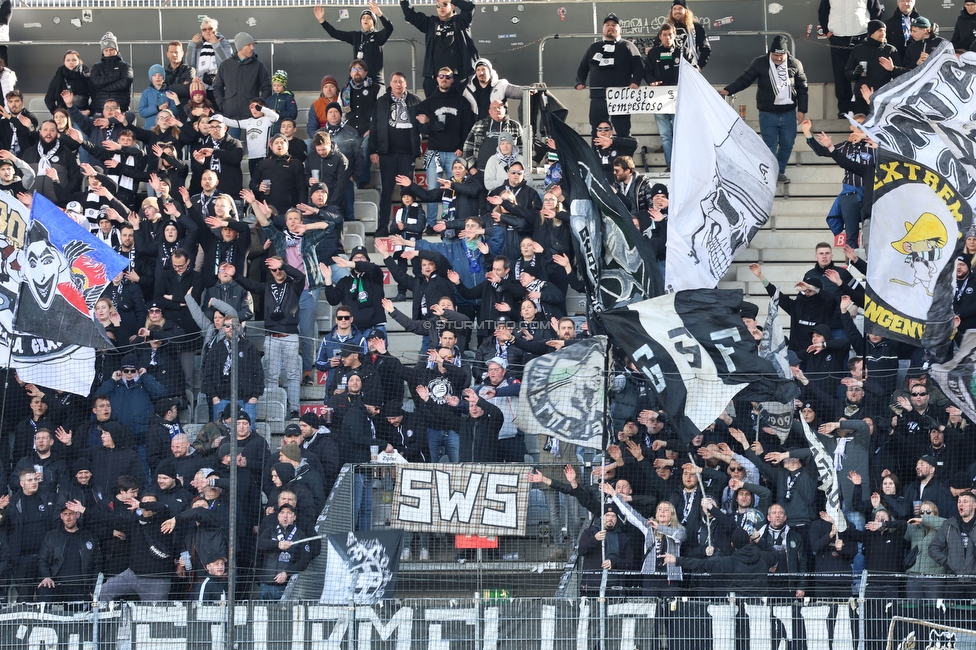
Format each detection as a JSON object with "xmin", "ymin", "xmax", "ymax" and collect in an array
[
  {"xmin": 391, "ymin": 463, "xmax": 531, "ymax": 537},
  {"xmin": 0, "ymin": 598, "xmax": 956, "ymax": 650}
]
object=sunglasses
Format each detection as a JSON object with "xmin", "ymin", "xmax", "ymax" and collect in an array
[
  {"xmin": 122, "ymin": 368, "xmax": 137, "ymax": 374},
  {"xmin": 336, "ymin": 315, "xmax": 351, "ymax": 321},
  {"xmin": 729, "ymin": 466, "xmax": 744, "ymax": 473},
  {"xmin": 437, "ymin": 74, "xmax": 454, "ymax": 80},
  {"xmin": 911, "ymin": 391, "xmax": 928, "ymax": 396},
  {"xmin": 149, "ymin": 308, "xmax": 162, "ymax": 313},
  {"xmin": 921, "ymin": 509, "xmax": 933, "ymax": 515},
  {"xmin": 350, "ymin": 66, "xmax": 365, "ymax": 72},
  {"xmin": 509, "ymin": 170, "xmax": 524, "ymax": 176}
]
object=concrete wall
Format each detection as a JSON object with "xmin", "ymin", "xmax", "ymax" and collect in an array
[{"xmin": 8, "ymin": 0, "xmax": 966, "ymax": 97}]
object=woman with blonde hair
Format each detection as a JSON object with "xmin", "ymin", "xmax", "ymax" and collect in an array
[
  {"xmin": 603, "ymin": 481, "xmax": 685, "ymax": 595},
  {"xmin": 668, "ymin": 0, "xmax": 710, "ymax": 69},
  {"xmin": 904, "ymin": 500, "xmax": 945, "ymax": 599}
]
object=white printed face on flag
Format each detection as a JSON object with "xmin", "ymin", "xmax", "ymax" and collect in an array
[{"xmin": 667, "ymin": 58, "xmax": 777, "ymax": 293}]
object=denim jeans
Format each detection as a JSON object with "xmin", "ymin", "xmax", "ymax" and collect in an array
[
  {"xmin": 654, "ymin": 113, "xmax": 675, "ymax": 167},
  {"xmin": 212, "ymin": 399, "xmax": 257, "ymax": 427},
  {"xmin": 425, "ymin": 150, "xmax": 456, "ymax": 226},
  {"xmin": 427, "ymin": 429, "xmax": 460, "ymax": 463},
  {"xmin": 758, "ymin": 110, "xmax": 797, "ymax": 174},
  {"xmin": 354, "ymin": 471, "xmax": 373, "ymax": 531},
  {"xmin": 345, "ymin": 179, "xmax": 356, "ymax": 222},
  {"xmin": 299, "ymin": 288, "xmax": 321, "ymax": 374},
  {"xmin": 259, "ymin": 583, "xmax": 286, "ymax": 601}
]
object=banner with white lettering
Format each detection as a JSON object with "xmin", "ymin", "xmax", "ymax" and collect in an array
[
  {"xmin": 391, "ymin": 463, "xmax": 531, "ymax": 537},
  {"xmin": 1, "ymin": 599, "xmax": 972, "ymax": 649},
  {"xmin": 606, "ymin": 86, "xmax": 677, "ymax": 115}
]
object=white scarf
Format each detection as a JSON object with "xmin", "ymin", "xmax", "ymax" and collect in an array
[
  {"xmin": 35, "ymin": 139, "xmax": 60, "ymax": 175},
  {"xmin": 769, "ymin": 57, "xmax": 792, "ymax": 106}
]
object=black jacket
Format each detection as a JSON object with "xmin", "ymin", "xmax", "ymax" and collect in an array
[
  {"xmin": 304, "ymin": 145, "xmax": 349, "ymax": 212},
  {"xmin": 201, "ymin": 333, "xmax": 265, "ymax": 403},
  {"xmin": 575, "ymin": 38, "xmax": 644, "ymax": 99},
  {"xmin": 213, "ymin": 54, "xmax": 272, "ymax": 121},
  {"xmin": 643, "ymin": 42, "xmax": 691, "ymax": 86},
  {"xmin": 845, "ymin": 38, "xmax": 900, "ymax": 98},
  {"xmin": 759, "ymin": 525, "xmax": 809, "ymax": 595},
  {"xmin": 46, "ymin": 64, "xmax": 94, "ymax": 113},
  {"xmin": 401, "ymin": 0, "xmax": 478, "ymax": 80},
  {"xmin": 165, "ymin": 60, "xmax": 197, "ymax": 107},
  {"xmin": 38, "ymin": 526, "xmax": 101, "ymax": 582},
  {"xmin": 424, "ymin": 396, "xmax": 504, "ymax": 463},
  {"xmin": 320, "ymin": 15, "xmax": 395, "ymax": 85},
  {"xmin": 952, "ymin": 8, "xmax": 976, "ymax": 51},
  {"xmin": 323, "ymin": 261, "xmax": 386, "ymax": 329},
  {"xmin": 90, "ymin": 55, "xmax": 134, "ymax": 113},
  {"xmin": 895, "ymin": 35, "xmax": 947, "ymax": 74},
  {"xmin": 200, "ymin": 133, "xmax": 244, "ymax": 197},
  {"xmin": 885, "ymin": 8, "xmax": 920, "ymax": 58},
  {"xmin": 339, "ymin": 402, "xmax": 384, "ymax": 465},
  {"xmin": 724, "ymin": 53, "xmax": 809, "ymax": 114},
  {"xmin": 257, "ymin": 523, "xmax": 312, "ymax": 582},
  {"xmin": 416, "ymin": 86, "xmax": 477, "ymax": 153},
  {"xmin": 153, "ymin": 267, "xmax": 204, "ymax": 339},
  {"xmin": 252, "ymin": 153, "xmax": 308, "ymax": 214},
  {"xmin": 236, "ymin": 264, "xmax": 305, "ymax": 335},
  {"xmin": 369, "ymin": 91, "xmax": 423, "ymax": 157},
  {"xmin": 677, "ymin": 543, "xmax": 779, "ymax": 596}
]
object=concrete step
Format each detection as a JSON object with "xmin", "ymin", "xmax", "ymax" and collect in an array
[
  {"xmin": 778, "ymin": 167, "xmax": 845, "ymax": 183},
  {"xmin": 776, "ymin": 182, "xmax": 843, "ymax": 197},
  {"xmin": 751, "ymin": 230, "xmax": 842, "ymax": 251},
  {"xmin": 770, "ymin": 198, "xmax": 836, "ymax": 217}
]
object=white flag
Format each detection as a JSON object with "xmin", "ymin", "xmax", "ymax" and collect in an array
[{"xmin": 667, "ymin": 58, "xmax": 778, "ymax": 293}]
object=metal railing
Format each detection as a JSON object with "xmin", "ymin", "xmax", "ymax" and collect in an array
[
  {"xmin": 537, "ymin": 30, "xmax": 797, "ymax": 84},
  {"xmin": 15, "ymin": 36, "xmax": 421, "ymax": 92}
]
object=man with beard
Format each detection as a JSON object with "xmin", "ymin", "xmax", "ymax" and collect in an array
[
  {"xmin": 37, "ymin": 502, "xmax": 101, "ymax": 602},
  {"xmin": 257, "ymin": 504, "xmax": 311, "ymax": 600},
  {"xmin": 369, "ymin": 72, "xmax": 421, "ymax": 236},
  {"xmin": 574, "ymin": 14, "xmax": 643, "ymax": 137},
  {"xmin": 252, "ymin": 133, "xmax": 306, "ymax": 214},
  {"xmin": 192, "ymin": 115, "xmax": 243, "ymax": 200},
  {"xmin": 3, "ymin": 469, "xmax": 56, "ymax": 598},
  {"xmin": 578, "ymin": 505, "xmax": 634, "ymax": 594},
  {"xmin": 954, "ymin": 256, "xmax": 976, "ymax": 344},
  {"xmin": 21, "ymin": 120, "xmax": 81, "ymax": 198}
]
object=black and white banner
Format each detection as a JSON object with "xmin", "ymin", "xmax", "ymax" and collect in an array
[
  {"xmin": 600, "ymin": 290, "xmax": 797, "ymax": 442},
  {"xmin": 320, "ymin": 530, "xmax": 402, "ymax": 605},
  {"xmin": 930, "ymin": 330, "xmax": 976, "ymax": 424},
  {"xmin": 667, "ymin": 58, "xmax": 777, "ymax": 293},
  {"xmin": 857, "ymin": 42, "xmax": 976, "ymax": 358},
  {"xmin": 757, "ymin": 289, "xmax": 794, "ymax": 443},
  {"xmin": 391, "ymin": 464, "xmax": 531, "ymax": 537},
  {"xmin": 516, "ymin": 335, "xmax": 607, "ymax": 449},
  {"xmin": 547, "ymin": 106, "xmax": 662, "ymax": 311},
  {"xmin": 1, "ymin": 598, "xmax": 957, "ymax": 650},
  {"xmin": 864, "ymin": 148, "xmax": 969, "ymax": 358}
]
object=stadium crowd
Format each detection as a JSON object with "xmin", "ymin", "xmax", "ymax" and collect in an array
[{"xmin": 0, "ymin": 1, "xmax": 971, "ymax": 633}]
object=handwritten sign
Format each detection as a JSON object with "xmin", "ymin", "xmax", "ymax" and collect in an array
[{"xmin": 606, "ymin": 86, "xmax": 677, "ymax": 115}]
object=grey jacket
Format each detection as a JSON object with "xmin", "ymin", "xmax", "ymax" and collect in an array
[
  {"xmin": 906, "ymin": 514, "xmax": 946, "ymax": 575},
  {"xmin": 929, "ymin": 515, "xmax": 976, "ymax": 578}
]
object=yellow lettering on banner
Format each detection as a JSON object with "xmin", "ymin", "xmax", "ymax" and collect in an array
[
  {"xmin": 923, "ymin": 170, "xmax": 941, "ymax": 192},
  {"xmin": 947, "ymin": 199, "xmax": 964, "ymax": 223},
  {"xmin": 904, "ymin": 163, "xmax": 921, "ymax": 181},
  {"xmin": 863, "ymin": 296, "xmax": 924, "ymax": 339},
  {"xmin": 876, "ymin": 162, "xmax": 904, "ymax": 188}
]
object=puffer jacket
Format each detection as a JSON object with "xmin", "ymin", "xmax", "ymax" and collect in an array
[{"xmin": 89, "ymin": 55, "xmax": 134, "ymax": 113}]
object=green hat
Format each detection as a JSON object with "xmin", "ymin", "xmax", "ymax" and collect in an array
[{"xmin": 272, "ymin": 70, "xmax": 288, "ymax": 88}]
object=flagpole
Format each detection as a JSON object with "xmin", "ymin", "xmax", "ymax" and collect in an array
[
  {"xmin": 690, "ymin": 452, "xmax": 712, "ymax": 550},
  {"xmin": 598, "ymin": 338, "xmax": 611, "ymax": 650},
  {"xmin": 227, "ymin": 321, "xmax": 239, "ymax": 650}
]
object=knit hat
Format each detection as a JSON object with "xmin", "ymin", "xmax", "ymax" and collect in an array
[
  {"xmin": 730, "ymin": 528, "xmax": 751, "ymax": 550},
  {"xmin": 325, "ymin": 101, "xmax": 343, "ymax": 116},
  {"xmin": 269, "ymin": 132, "xmax": 287, "ymax": 146},
  {"xmin": 672, "ymin": 0, "xmax": 687, "ymax": 6},
  {"xmin": 280, "ymin": 443, "xmax": 302, "ymax": 463},
  {"xmin": 148, "ymin": 64, "xmax": 165, "ymax": 81},
  {"xmin": 362, "ymin": 388, "xmax": 384, "ymax": 407},
  {"xmin": 738, "ymin": 301, "xmax": 759, "ymax": 320},
  {"xmin": 272, "ymin": 70, "xmax": 288, "ymax": 88},
  {"xmin": 300, "ymin": 412, "xmax": 320, "ymax": 428},
  {"xmin": 339, "ymin": 342, "xmax": 362, "ymax": 357},
  {"xmin": 321, "ymin": 75, "xmax": 339, "ymax": 90},
  {"xmin": 272, "ymin": 462, "xmax": 295, "ymax": 485},
  {"xmin": 769, "ymin": 36, "xmax": 788, "ymax": 55},
  {"xmin": 474, "ymin": 57, "xmax": 493, "ymax": 71},
  {"xmin": 382, "ymin": 402, "xmax": 405, "ymax": 419},
  {"xmin": 361, "ymin": 9, "xmax": 376, "ymax": 21},
  {"xmin": 310, "ymin": 182, "xmax": 329, "ymax": 196},
  {"xmin": 812, "ymin": 324, "xmax": 831, "ymax": 338},
  {"xmin": 649, "ymin": 183, "xmax": 668, "ymax": 198},
  {"xmin": 72, "ymin": 457, "xmax": 92, "ymax": 475},
  {"xmin": 234, "ymin": 32, "xmax": 255, "ymax": 52},
  {"xmin": 121, "ymin": 353, "xmax": 138, "ymax": 369},
  {"xmin": 100, "ymin": 32, "xmax": 119, "ymax": 52},
  {"xmin": 190, "ymin": 79, "xmax": 206, "ymax": 99},
  {"xmin": 156, "ymin": 458, "xmax": 178, "ymax": 479},
  {"xmin": 867, "ymin": 19, "xmax": 886, "ymax": 35},
  {"xmin": 218, "ymin": 442, "xmax": 231, "ymax": 459},
  {"xmin": 911, "ymin": 16, "xmax": 931, "ymax": 29}
]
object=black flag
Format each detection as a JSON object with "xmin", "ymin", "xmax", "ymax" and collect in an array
[
  {"xmin": 546, "ymin": 105, "xmax": 663, "ymax": 312},
  {"xmin": 600, "ymin": 289, "xmax": 798, "ymax": 442}
]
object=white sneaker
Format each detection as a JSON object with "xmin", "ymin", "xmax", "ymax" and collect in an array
[
  {"xmin": 419, "ymin": 548, "xmax": 430, "ymax": 561},
  {"xmin": 400, "ymin": 547, "xmax": 411, "ymax": 561}
]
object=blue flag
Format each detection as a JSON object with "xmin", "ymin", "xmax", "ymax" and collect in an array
[{"xmin": 14, "ymin": 193, "xmax": 129, "ymax": 350}]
